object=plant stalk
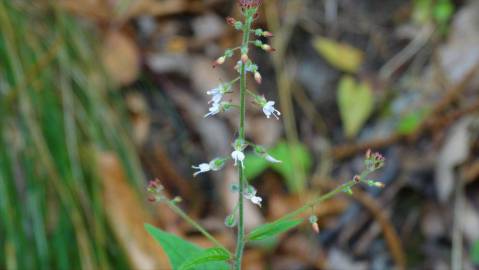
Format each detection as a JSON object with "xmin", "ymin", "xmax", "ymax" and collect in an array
[{"xmin": 234, "ymin": 16, "xmax": 252, "ymax": 270}]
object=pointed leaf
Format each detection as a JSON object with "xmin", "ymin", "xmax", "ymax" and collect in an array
[
  {"xmin": 337, "ymin": 75, "xmax": 374, "ymax": 138},
  {"xmin": 179, "ymin": 248, "xmax": 231, "ymax": 270},
  {"xmin": 144, "ymin": 224, "xmax": 229, "ymax": 270},
  {"xmin": 247, "ymin": 219, "xmax": 303, "ymax": 241}
]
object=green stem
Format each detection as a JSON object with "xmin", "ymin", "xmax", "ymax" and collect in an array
[
  {"xmin": 278, "ymin": 170, "xmax": 371, "ymax": 222},
  {"xmin": 166, "ymin": 200, "xmax": 230, "ymax": 254},
  {"xmin": 234, "ymin": 15, "xmax": 252, "ymax": 270}
]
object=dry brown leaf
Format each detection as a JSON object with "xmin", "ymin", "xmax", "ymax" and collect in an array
[
  {"xmin": 99, "ymin": 152, "xmax": 169, "ymax": 270},
  {"xmin": 126, "ymin": 0, "xmax": 203, "ymax": 19},
  {"xmin": 59, "ymin": 0, "xmax": 112, "ymax": 21},
  {"xmin": 101, "ymin": 31, "xmax": 140, "ymax": 87},
  {"xmin": 125, "ymin": 92, "xmax": 150, "ymax": 145}
]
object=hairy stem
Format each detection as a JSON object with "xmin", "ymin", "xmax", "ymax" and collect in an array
[{"xmin": 234, "ymin": 16, "xmax": 252, "ymax": 270}]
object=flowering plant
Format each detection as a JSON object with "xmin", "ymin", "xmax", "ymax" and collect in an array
[{"xmin": 145, "ymin": 1, "xmax": 386, "ymax": 269}]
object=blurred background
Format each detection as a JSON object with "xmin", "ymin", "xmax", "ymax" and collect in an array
[{"xmin": 1, "ymin": 0, "xmax": 479, "ymax": 269}]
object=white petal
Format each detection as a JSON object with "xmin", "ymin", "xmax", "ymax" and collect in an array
[
  {"xmin": 250, "ymin": 196, "xmax": 262, "ymax": 206},
  {"xmin": 265, "ymin": 155, "xmax": 282, "ymax": 163}
]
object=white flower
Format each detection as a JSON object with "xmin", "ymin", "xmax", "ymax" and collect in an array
[
  {"xmin": 250, "ymin": 195, "xmax": 262, "ymax": 206},
  {"xmin": 192, "ymin": 158, "xmax": 225, "ymax": 177},
  {"xmin": 204, "ymin": 102, "xmax": 221, "ymax": 118},
  {"xmin": 264, "ymin": 154, "xmax": 282, "ymax": 163},
  {"xmin": 243, "ymin": 186, "xmax": 262, "ymax": 207},
  {"xmin": 206, "ymin": 86, "xmax": 223, "ymax": 104},
  {"xmin": 231, "ymin": 150, "xmax": 245, "ymax": 167},
  {"xmin": 192, "ymin": 163, "xmax": 210, "ymax": 177},
  {"xmin": 262, "ymin": 101, "xmax": 281, "ymax": 119}
]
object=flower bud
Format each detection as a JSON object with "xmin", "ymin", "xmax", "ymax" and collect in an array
[
  {"xmin": 353, "ymin": 175, "xmax": 360, "ymax": 183},
  {"xmin": 309, "ymin": 215, "xmax": 320, "ymax": 233},
  {"xmin": 254, "ymin": 40, "xmax": 263, "ymax": 47},
  {"xmin": 241, "ymin": 53, "xmax": 249, "ymax": 63},
  {"xmin": 261, "ymin": 44, "xmax": 275, "ymax": 52},
  {"xmin": 367, "ymin": 180, "xmax": 385, "ymax": 188},
  {"xmin": 375, "ymin": 182, "xmax": 385, "ymax": 188},
  {"xmin": 238, "ymin": 0, "xmax": 262, "ymax": 9},
  {"xmin": 262, "ymin": 31, "xmax": 273, "ymax": 37},
  {"xmin": 209, "ymin": 158, "xmax": 226, "ymax": 171},
  {"xmin": 226, "ymin": 17, "xmax": 237, "ymax": 26},
  {"xmin": 224, "ymin": 49, "xmax": 234, "ymax": 58},
  {"xmin": 254, "ymin": 71, "xmax": 262, "ymax": 84},
  {"xmin": 365, "ymin": 149, "xmax": 371, "ymax": 159},
  {"xmin": 213, "ymin": 56, "xmax": 226, "ymax": 68},
  {"xmin": 234, "ymin": 21, "xmax": 243, "ymax": 30},
  {"xmin": 225, "ymin": 214, "xmax": 237, "ymax": 228}
]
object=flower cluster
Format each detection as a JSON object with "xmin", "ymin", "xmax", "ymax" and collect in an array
[
  {"xmin": 364, "ymin": 149, "xmax": 385, "ymax": 172},
  {"xmin": 238, "ymin": 0, "xmax": 262, "ymax": 9},
  {"xmin": 192, "ymin": 6, "xmax": 280, "ymax": 210}
]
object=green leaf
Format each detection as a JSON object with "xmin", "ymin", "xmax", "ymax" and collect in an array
[
  {"xmin": 312, "ymin": 37, "xmax": 364, "ymax": 73},
  {"xmin": 244, "ymin": 141, "xmax": 312, "ymax": 193},
  {"xmin": 413, "ymin": 0, "xmax": 433, "ymax": 24},
  {"xmin": 472, "ymin": 240, "xmax": 479, "ymax": 265},
  {"xmin": 179, "ymin": 248, "xmax": 231, "ymax": 270},
  {"xmin": 247, "ymin": 219, "xmax": 303, "ymax": 241},
  {"xmin": 433, "ymin": 0, "xmax": 454, "ymax": 24},
  {"xmin": 144, "ymin": 224, "xmax": 229, "ymax": 270},
  {"xmin": 396, "ymin": 109, "xmax": 428, "ymax": 135},
  {"xmin": 269, "ymin": 142, "xmax": 312, "ymax": 193},
  {"xmin": 337, "ymin": 75, "xmax": 374, "ymax": 138},
  {"xmin": 243, "ymin": 154, "xmax": 269, "ymax": 180}
]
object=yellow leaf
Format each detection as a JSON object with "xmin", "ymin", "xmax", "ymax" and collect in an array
[
  {"xmin": 312, "ymin": 37, "xmax": 364, "ymax": 73},
  {"xmin": 337, "ymin": 75, "xmax": 374, "ymax": 137}
]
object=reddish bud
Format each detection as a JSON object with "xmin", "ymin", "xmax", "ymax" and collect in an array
[
  {"xmin": 365, "ymin": 149, "xmax": 371, "ymax": 159},
  {"xmin": 226, "ymin": 17, "xmax": 236, "ymax": 25},
  {"xmin": 312, "ymin": 222, "xmax": 320, "ymax": 234},
  {"xmin": 241, "ymin": 54, "xmax": 249, "ymax": 63},
  {"xmin": 147, "ymin": 178, "xmax": 161, "ymax": 190},
  {"xmin": 238, "ymin": 0, "xmax": 261, "ymax": 8},
  {"xmin": 262, "ymin": 31, "xmax": 273, "ymax": 37},
  {"xmin": 254, "ymin": 72, "xmax": 262, "ymax": 84},
  {"xmin": 353, "ymin": 175, "xmax": 360, "ymax": 183},
  {"xmin": 147, "ymin": 196, "xmax": 156, "ymax": 202}
]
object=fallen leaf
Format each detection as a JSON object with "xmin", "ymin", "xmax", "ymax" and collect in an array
[
  {"xmin": 337, "ymin": 75, "xmax": 374, "ymax": 138},
  {"xmin": 312, "ymin": 37, "xmax": 364, "ymax": 73},
  {"xmin": 101, "ymin": 31, "xmax": 140, "ymax": 87},
  {"xmin": 99, "ymin": 152, "xmax": 169, "ymax": 270}
]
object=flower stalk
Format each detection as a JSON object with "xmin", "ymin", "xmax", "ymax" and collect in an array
[{"xmin": 234, "ymin": 12, "xmax": 253, "ymax": 270}]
